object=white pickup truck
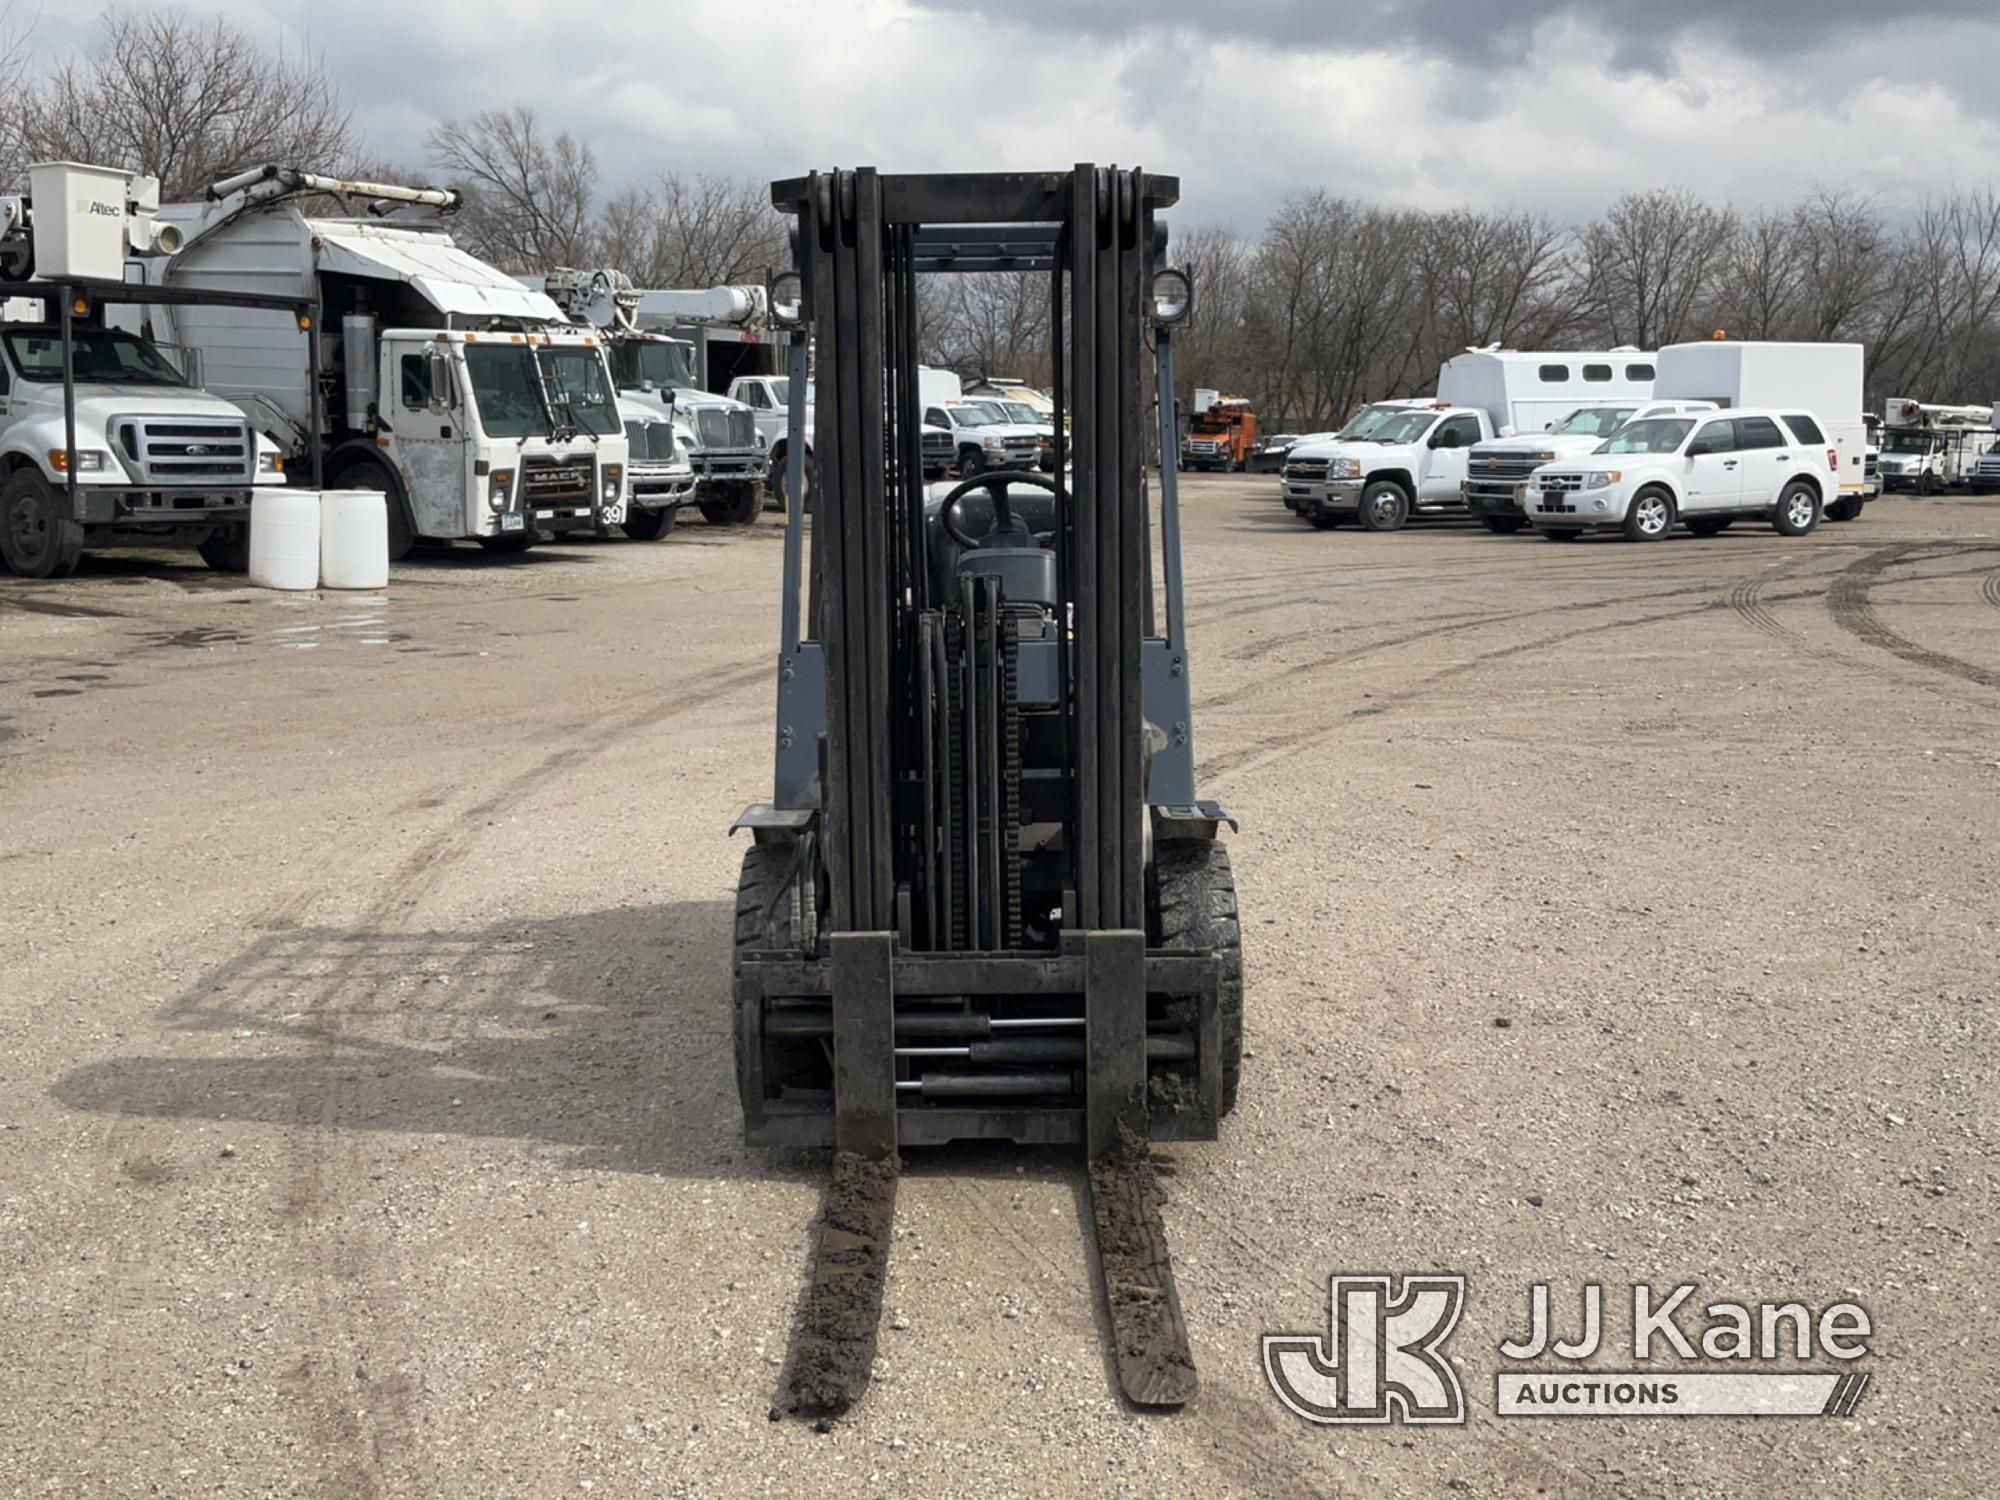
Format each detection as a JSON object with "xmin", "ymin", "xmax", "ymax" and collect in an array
[
  {"xmin": 1281, "ymin": 402, "xmax": 1493, "ymax": 531},
  {"xmin": 730, "ymin": 373, "xmax": 956, "ymax": 505}
]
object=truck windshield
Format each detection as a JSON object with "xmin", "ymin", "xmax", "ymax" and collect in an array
[
  {"xmin": 4, "ymin": 327, "xmax": 186, "ymax": 386},
  {"xmin": 952, "ymin": 402, "xmax": 1010, "ymax": 426},
  {"xmin": 463, "ymin": 344, "xmax": 550, "ymax": 439},
  {"xmin": 1598, "ymin": 418, "xmax": 1695, "ymax": 455},
  {"xmin": 537, "ymin": 346, "xmax": 621, "ymax": 437},
  {"xmin": 1366, "ymin": 411, "xmax": 1442, "ymax": 444},
  {"xmin": 1335, "ymin": 405, "xmax": 1411, "ymax": 441},
  {"xmin": 1883, "ymin": 432, "xmax": 1938, "ymax": 453},
  {"xmin": 1552, "ymin": 406, "xmax": 1637, "ymax": 437},
  {"xmin": 998, "ymin": 401, "xmax": 1043, "ymax": 424},
  {"xmin": 620, "ymin": 339, "xmax": 698, "ymax": 391}
]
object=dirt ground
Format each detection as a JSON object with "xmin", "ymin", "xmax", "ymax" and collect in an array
[{"xmin": 2, "ymin": 481, "xmax": 1994, "ymax": 1498}]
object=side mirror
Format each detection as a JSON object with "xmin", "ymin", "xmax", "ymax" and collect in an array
[
  {"xmin": 424, "ymin": 347, "xmax": 453, "ymax": 412},
  {"xmin": 1686, "ymin": 440, "xmax": 1712, "ymax": 457}
]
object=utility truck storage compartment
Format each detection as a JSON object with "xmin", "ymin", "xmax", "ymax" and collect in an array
[{"xmin": 28, "ymin": 162, "xmax": 130, "ymax": 281}]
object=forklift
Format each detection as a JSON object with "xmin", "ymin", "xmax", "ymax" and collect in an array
[{"xmin": 731, "ymin": 167, "xmax": 1241, "ymax": 1418}]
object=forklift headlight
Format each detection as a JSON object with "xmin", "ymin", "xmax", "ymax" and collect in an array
[
  {"xmin": 1150, "ymin": 268, "xmax": 1193, "ymax": 327},
  {"xmin": 769, "ymin": 271, "xmax": 805, "ymax": 327}
]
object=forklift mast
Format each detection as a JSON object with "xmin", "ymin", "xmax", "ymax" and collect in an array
[{"xmin": 734, "ymin": 168, "xmax": 1238, "ymax": 1418}]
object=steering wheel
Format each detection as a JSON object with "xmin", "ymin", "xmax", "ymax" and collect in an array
[{"xmin": 938, "ymin": 469, "xmax": 1066, "ymax": 549}]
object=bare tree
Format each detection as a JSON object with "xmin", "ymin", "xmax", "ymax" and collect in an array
[
  {"xmin": 597, "ymin": 174, "xmax": 788, "ymax": 288},
  {"xmin": 16, "ymin": 9, "xmax": 351, "ymax": 202},
  {"xmin": 426, "ymin": 107, "xmax": 597, "ymax": 271},
  {"xmin": 1578, "ymin": 188, "xmax": 1737, "ymax": 347}
]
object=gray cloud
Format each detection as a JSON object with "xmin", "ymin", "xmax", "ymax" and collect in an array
[{"xmin": 910, "ymin": 0, "xmax": 1988, "ymax": 68}]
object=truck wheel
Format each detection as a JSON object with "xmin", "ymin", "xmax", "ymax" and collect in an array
[
  {"xmin": 476, "ymin": 534, "xmax": 535, "ymax": 554},
  {"xmin": 1772, "ymin": 481, "xmax": 1821, "ymax": 537},
  {"xmin": 1356, "ymin": 480, "xmax": 1411, "ymax": 532},
  {"xmin": 1825, "ymin": 496, "xmax": 1864, "ymax": 522},
  {"xmin": 959, "ymin": 448, "xmax": 987, "ymax": 480},
  {"xmin": 732, "ymin": 840, "xmax": 820, "ymax": 1117},
  {"xmin": 1621, "ymin": 487, "xmax": 1673, "ymax": 541},
  {"xmin": 1150, "ymin": 839, "xmax": 1244, "ymax": 1116},
  {"xmin": 1477, "ymin": 514, "xmax": 1526, "ymax": 534},
  {"xmin": 1686, "ymin": 517, "xmax": 1733, "ymax": 537},
  {"xmin": 331, "ymin": 463, "xmax": 414, "ymax": 561},
  {"xmin": 699, "ymin": 483, "xmax": 761, "ymax": 526},
  {"xmin": 0, "ymin": 469, "xmax": 83, "ymax": 578},
  {"xmin": 621, "ymin": 507, "xmax": 679, "ymax": 541},
  {"xmin": 1916, "ymin": 472, "xmax": 1935, "ymax": 497},
  {"xmin": 197, "ymin": 527, "xmax": 251, "ymax": 572}
]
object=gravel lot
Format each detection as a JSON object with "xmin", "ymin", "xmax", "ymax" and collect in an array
[{"xmin": 2, "ymin": 479, "xmax": 1995, "ymax": 1498}]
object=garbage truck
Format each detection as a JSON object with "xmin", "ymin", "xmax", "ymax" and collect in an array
[{"xmin": 126, "ymin": 166, "xmax": 628, "ymax": 559}]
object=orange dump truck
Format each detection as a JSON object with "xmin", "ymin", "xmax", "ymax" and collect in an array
[{"xmin": 1180, "ymin": 396, "xmax": 1258, "ymax": 471}]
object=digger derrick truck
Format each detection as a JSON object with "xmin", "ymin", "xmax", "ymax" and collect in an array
[
  {"xmin": 732, "ymin": 167, "xmax": 1239, "ymax": 1419},
  {"xmin": 541, "ymin": 269, "xmax": 767, "ymax": 524},
  {"xmin": 1179, "ymin": 394, "xmax": 1256, "ymax": 471}
]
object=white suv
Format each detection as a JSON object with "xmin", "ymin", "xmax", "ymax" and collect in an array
[{"xmin": 1525, "ymin": 409, "xmax": 1836, "ymax": 542}]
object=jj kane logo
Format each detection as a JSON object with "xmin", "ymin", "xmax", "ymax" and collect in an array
[{"xmin": 1265, "ymin": 1276, "xmax": 1874, "ymax": 1425}]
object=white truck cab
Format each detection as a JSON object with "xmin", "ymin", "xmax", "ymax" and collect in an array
[
  {"xmin": 1525, "ymin": 408, "xmax": 1836, "ymax": 541},
  {"xmin": 1463, "ymin": 400, "xmax": 1716, "ymax": 532},
  {"xmin": 0, "ymin": 318, "xmax": 288, "ymax": 577},
  {"xmin": 615, "ymin": 395, "xmax": 695, "ymax": 539},
  {"xmin": 1281, "ymin": 401, "xmax": 1493, "ymax": 530}
]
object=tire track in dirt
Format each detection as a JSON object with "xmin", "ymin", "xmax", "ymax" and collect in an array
[
  {"xmin": 225, "ymin": 650, "xmax": 775, "ymax": 1491},
  {"xmin": 1828, "ymin": 544, "xmax": 2000, "ymax": 693}
]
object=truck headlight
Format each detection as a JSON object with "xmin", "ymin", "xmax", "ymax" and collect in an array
[
  {"xmin": 489, "ymin": 469, "xmax": 514, "ymax": 511},
  {"xmin": 602, "ymin": 464, "xmax": 623, "ymax": 502},
  {"xmin": 1330, "ymin": 457, "xmax": 1361, "ymax": 479},
  {"xmin": 258, "ymin": 451, "xmax": 284, "ymax": 475},
  {"xmin": 983, "ymin": 437, "xmax": 1006, "ymax": 452},
  {"xmin": 1584, "ymin": 470, "xmax": 1622, "ymax": 489},
  {"xmin": 49, "ymin": 449, "xmax": 111, "ymax": 473}
]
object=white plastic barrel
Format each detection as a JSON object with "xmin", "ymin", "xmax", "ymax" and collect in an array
[
  {"xmin": 319, "ymin": 489, "xmax": 389, "ymax": 589},
  {"xmin": 248, "ymin": 489, "xmax": 320, "ymax": 591}
]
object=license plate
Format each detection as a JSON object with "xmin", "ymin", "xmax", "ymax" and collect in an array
[{"xmin": 500, "ymin": 513, "xmax": 526, "ymax": 533}]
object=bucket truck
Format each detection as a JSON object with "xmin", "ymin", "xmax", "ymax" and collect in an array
[{"xmin": 541, "ymin": 269, "xmax": 766, "ymax": 524}]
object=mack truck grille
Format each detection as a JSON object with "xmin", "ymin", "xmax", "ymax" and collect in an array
[
  {"xmin": 522, "ymin": 455, "xmax": 597, "ymax": 506},
  {"xmin": 113, "ymin": 418, "xmax": 254, "ymax": 484},
  {"xmin": 695, "ymin": 408, "xmax": 756, "ymax": 450},
  {"xmin": 623, "ymin": 420, "xmax": 678, "ymax": 462}
]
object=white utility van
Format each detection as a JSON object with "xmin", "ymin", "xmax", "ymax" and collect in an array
[
  {"xmin": 1653, "ymin": 342, "xmax": 1871, "ymax": 520},
  {"xmin": 1437, "ymin": 348, "xmax": 1658, "ymax": 435}
]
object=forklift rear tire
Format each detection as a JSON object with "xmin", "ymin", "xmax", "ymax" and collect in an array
[
  {"xmin": 620, "ymin": 507, "xmax": 679, "ymax": 541},
  {"xmin": 699, "ymin": 483, "xmax": 761, "ymax": 525},
  {"xmin": 0, "ymin": 469, "xmax": 84, "ymax": 579},
  {"xmin": 1477, "ymin": 514, "xmax": 1526, "ymax": 534},
  {"xmin": 1356, "ymin": 480, "xmax": 1411, "ymax": 532},
  {"xmin": 1150, "ymin": 839, "xmax": 1243, "ymax": 1117},
  {"xmin": 197, "ymin": 528, "xmax": 251, "ymax": 572},
  {"xmin": 732, "ymin": 840, "xmax": 819, "ymax": 1116}
]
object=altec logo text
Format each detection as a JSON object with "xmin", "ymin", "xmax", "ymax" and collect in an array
[{"xmin": 1264, "ymin": 1276, "xmax": 1874, "ymax": 1425}]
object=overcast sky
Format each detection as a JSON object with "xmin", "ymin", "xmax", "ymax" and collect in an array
[{"xmin": 34, "ymin": 0, "xmax": 2000, "ymax": 229}]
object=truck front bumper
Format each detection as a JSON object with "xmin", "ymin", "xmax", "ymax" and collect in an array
[
  {"xmin": 1526, "ymin": 486, "xmax": 1621, "ymax": 531},
  {"xmin": 74, "ymin": 485, "xmax": 256, "ymax": 527},
  {"xmin": 1463, "ymin": 482, "xmax": 1528, "ymax": 520},
  {"xmin": 628, "ymin": 465, "xmax": 698, "ymax": 512},
  {"xmin": 691, "ymin": 452, "xmax": 764, "ymax": 491},
  {"xmin": 1282, "ymin": 477, "xmax": 1361, "ymax": 518}
]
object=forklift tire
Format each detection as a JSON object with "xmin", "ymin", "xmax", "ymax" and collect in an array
[
  {"xmin": 732, "ymin": 840, "xmax": 819, "ymax": 1116},
  {"xmin": 1150, "ymin": 839, "xmax": 1243, "ymax": 1117},
  {"xmin": 620, "ymin": 507, "xmax": 679, "ymax": 540},
  {"xmin": 699, "ymin": 483, "xmax": 761, "ymax": 526},
  {"xmin": 1356, "ymin": 480, "xmax": 1411, "ymax": 532},
  {"xmin": 477, "ymin": 534, "xmax": 535, "ymax": 554},
  {"xmin": 1, "ymin": 468, "xmax": 84, "ymax": 579},
  {"xmin": 331, "ymin": 463, "xmax": 415, "ymax": 561},
  {"xmin": 1477, "ymin": 514, "xmax": 1526, "ymax": 534},
  {"xmin": 197, "ymin": 528, "xmax": 251, "ymax": 572}
]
